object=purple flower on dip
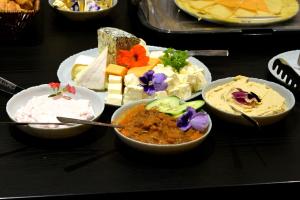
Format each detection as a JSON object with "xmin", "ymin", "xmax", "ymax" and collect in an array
[
  {"xmin": 139, "ymin": 70, "xmax": 168, "ymax": 96},
  {"xmin": 232, "ymin": 88, "xmax": 261, "ymax": 106},
  {"xmin": 177, "ymin": 107, "xmax": 209, "ymax": 132}
]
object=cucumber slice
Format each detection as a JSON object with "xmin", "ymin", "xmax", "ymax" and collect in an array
[
  {"xmin": 165, "ymin": 100, "xmax": 205, "ymax": 116},
  {"xmin": 145, "ymin": 96, "xmax": 181, "ymax": 112}
]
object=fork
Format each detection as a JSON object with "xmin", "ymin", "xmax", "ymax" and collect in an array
[{"xmin": 272, "ymin": 58, "xmax": 300, "ymax": 91}]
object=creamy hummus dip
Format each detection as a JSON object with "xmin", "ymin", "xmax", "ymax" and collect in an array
[
  {"xmin": 15, "ymin": 95, "xmax": 94, "ymax": 128},
  {"xmin": 205, "ymin": 76, "xmax": 286, "ymax": 117}
]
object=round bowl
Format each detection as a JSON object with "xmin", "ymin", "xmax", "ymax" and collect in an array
[
  {"xmin": 111, "ymin": 99, "xmax": 212, "ymax": 154},
  {"xmin": 202, "ymin": 77, "xmax": 295, "ymax": 126},
  {"xmin": 48, "ymin": 0, "xmax": 118, "ymax": 21},
  {"xmin": 6, "ymin": 84, "xmax": 105, "ymax": 139}
]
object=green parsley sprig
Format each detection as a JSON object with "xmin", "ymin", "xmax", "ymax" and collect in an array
[{"xmin": 159, "ymin": 48, "xmax": 189, "ymax": 72}]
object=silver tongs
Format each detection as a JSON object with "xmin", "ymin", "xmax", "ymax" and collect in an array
[{"xmin": 188, "ymin": 50, "xmax": 229, "ymax": 57}]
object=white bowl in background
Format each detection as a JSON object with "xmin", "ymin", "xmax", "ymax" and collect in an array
[
  {"xmin": 111, "ymin": 99, "xmax": 212, "ymax": 154},
  {"xmin": 202, "ymin": 77, "xmax": 295, "ymax": 126},
  {"xmin": 6, "ymin": 84, "xmax": 105, "ymax": 139},
  {"xmin": 48, "ymin": 0, "xmax": 118, "ymax": 21}
]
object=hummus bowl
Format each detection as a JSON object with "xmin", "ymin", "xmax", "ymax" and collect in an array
[
  {"xmin": 111, "ymin": 99, "xmax": 212, "ymax": 154},
  {"xmin": 6, "ymin": 84, "xmax": 105, "ymax": 139},
  {"xmin": 202, "ymin": 76, "xmax": 295, "ymax": 126}
]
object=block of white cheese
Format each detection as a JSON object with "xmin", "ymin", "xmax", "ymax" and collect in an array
[
  {"xmin": 123, "ymin": 85, "xmax": 144, "ymax": 104},
  {"xmin": 108, "ymin": 75, "xmax": 122, "ymax": 84},
  {"xmin": 75, "ymin": 47, "xmax": 108, "ymax": 90},
  {"xmin": 168, "ymin": 83, "xmax": 192, "ymax": 100},
  {"xmin": 106, "ymin": 94, "xmax": 123, "ymax": 105},
  {"xmin": 124, "ymin": 73, "xmax": 140, "ymax": 86}
]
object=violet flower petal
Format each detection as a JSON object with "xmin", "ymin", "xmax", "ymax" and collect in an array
[
  {"xmin": 153, "ymin": 73, "xmax": 168, "ymax": 91},
  {"xmin": 190, "ymin": 113, "xmax": 209, "ymax": 132},
  {"xmin": 143, "ymin": 85, "xmax": 156, "ymax": 96},
  {"xmin": 139, "ymin": 70, "xmax": 154, "ymax": 85},
  {"xmin": 177, "ymin": 107, "xmax": 196, "ymax": 132}
]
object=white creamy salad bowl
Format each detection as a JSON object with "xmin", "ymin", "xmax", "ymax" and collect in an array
[
  {"xmin": 202, "ymin": 77, "xmax": 295, "ymax": 126},
  {"xmin": 6, "ymin": 84, "xmax": 105, "ymax": 139}
]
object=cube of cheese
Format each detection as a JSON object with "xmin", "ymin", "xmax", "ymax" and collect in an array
[
  {"xmin": 168, "ymin": 84, "xmax": 192, "ymax": 100},
  {"xmin": 106, "ymin": 64, "xmax": 128, "ymax": 77},
  {"xmin": 108, "ymin": 75, "xmax": 122, "ymax": 84},
  {"xmin": 155, "ymin": 91, "xmax": 168, "ymax": 98},
  {"xmin": 123, "ymin": 85, "xmax": 144, "ymax": 99},
  {"xmin": 106, "ymin": 94, "xmax": 123, "ymax": 105},
  {"xmin": 153, "ymin": 64, "xmax": 175, "ymax": 77},
  {"xmin": 107, "ymin": 83, "xmax": 122, "ymax": 95},
  {"xmin": 124, "ymin": 73, "xmax": 140, "ymax": 86}
]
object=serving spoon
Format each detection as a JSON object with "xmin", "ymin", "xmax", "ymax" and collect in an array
[{"xmin": 229, "ymin": 105, "xmax": 260, "ymax": 128}]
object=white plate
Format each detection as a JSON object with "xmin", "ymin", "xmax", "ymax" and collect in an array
[
  {"xmin": 57, "ymin": 46, "xmax": 212, "ymax": 106},
  {"xmin": 268, "ymin": 50, "xmax": 300, "ymax": 87},
  {"xmin": 6, "ymin": 84, "xmax": 105, "ymax": 139}
]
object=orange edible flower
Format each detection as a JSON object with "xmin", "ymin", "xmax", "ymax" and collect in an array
[{"xmin": 116, "ymin": 44, "xmax": 149, "ymax": 68}]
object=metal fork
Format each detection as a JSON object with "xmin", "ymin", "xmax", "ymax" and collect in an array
[{"xmin": 272, "ymin": 58, "xmax": 300, "ymax": 90}]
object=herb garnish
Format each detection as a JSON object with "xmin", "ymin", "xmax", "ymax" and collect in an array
[{"xmin": 160, "ymin": 48, "xmax": 189, "ymax": 72}]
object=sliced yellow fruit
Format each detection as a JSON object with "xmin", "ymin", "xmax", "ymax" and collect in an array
[
  {"xmin": 204, "ymin": 4, "xmax": 233, "ymax": 19},
  {"xmin": 265, "ymin": 0, "xmax": 283, "ymax": 14}
]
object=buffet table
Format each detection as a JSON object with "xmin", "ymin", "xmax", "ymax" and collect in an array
[{"xmin": 0, "ymin": 0, "xmax": 300, "ymax": 199}]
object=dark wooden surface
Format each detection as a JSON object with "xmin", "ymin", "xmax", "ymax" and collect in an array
[{"xmin": 0, "ymin": 0, "xmax": 300, "ymax": 199}]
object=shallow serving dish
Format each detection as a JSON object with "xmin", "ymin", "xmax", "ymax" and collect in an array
[
  {"xmin": 48, "ymin": 0, "xmax": 118, "ymax": 21},
  {"xmin": 111, "ymin": 99, "xmax": 212, "ymax": 154},
  {"xmin": 202, "ymin": 77, "xmax": 295, "ymax": 126},
  {"xmin": 6, "ymin": 84, "xmax": 105, "ymax": 139}
]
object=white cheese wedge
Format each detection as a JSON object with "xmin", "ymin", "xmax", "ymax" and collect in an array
[
  {"xmin": 106, "ymin": 94, "xmax": 123, "ymax": 105},
  {"xmin": 75, "ymin": 47, "xmax": 108, "ymax": 90},
  {"xmin": 108, "ymin": 75, "xmax": 122, "ymax": 84},
  {"xmin": 74, "ymin": 55, "xmax": 95, "ymax": 66}
]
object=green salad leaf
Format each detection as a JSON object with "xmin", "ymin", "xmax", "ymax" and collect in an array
[{"xmin": 160, "ymin": 48, "xmax": 189, "ymax": 72}]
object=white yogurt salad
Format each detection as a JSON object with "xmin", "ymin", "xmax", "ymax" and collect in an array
[{"xmin": 15, "ymin": 95, "xmax": 95, "ymax": 128}]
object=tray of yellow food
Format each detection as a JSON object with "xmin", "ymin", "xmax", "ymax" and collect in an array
[
  {"xmin": 175, "ymin": 0, "xmax": 299, "ymax": 26},
  {"xmin": 57, "ymin": 27, "xmax": 212, "ymax": 106}
]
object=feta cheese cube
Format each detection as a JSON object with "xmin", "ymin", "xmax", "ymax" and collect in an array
[
  {"xmin": 124, "ymin": 73, "xmax": 140, "ymax": 86},
  {"xmin": 108, "ymin": 75, "xmax": 122, "ymax": 84},
  {"xmin": 107, "ymin": 83, "xmax": 122, "ymax": 95},
  {"xmin": 123, "ymin": 85, "xmax": 144, "ymax": 100},
  {"xmin": 155, "ymin": 91, "xmax": 168, "ymax": 98},
  {"xmin": 106, "ymin": 94, "xmax": 123, "ymax": 105},
  {"xmin": 153, "ymin": 64, "xmax": 175, "ymax": 77},
  {"xmin": 168, "ymin": 83, "xmax": 191, "ymax": 100}
]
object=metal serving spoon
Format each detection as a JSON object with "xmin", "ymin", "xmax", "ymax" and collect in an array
[{"xmin": 229, "ymin": 105, "xmax": 260, "ymax": 128}]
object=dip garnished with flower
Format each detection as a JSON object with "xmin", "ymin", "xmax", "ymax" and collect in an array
[
  {"xmin": 205, "ymin": 76, "xmax": 286, "ymax": 117},
  {"xmin": 115, "ymin": 97, "xmax": 209, "ymax": 145},
  {"xmin": 15, "ymin": 83, "xmax": 94, "ymax": 128}
]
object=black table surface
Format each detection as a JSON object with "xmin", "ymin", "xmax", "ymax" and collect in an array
[{"xmin": 1, "ymin": 0, "xmax": 300, "ymax": 199}]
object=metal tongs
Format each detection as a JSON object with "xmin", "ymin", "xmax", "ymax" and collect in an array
[
  {"xmin": 188, "ymin": 50, "xmax": 229, "ymax": 57},
  {"xmin": 0, "ymin": 76, "xmax": 24, "ymax": 95}
]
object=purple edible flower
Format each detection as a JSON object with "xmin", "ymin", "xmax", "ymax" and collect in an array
[
  {"xmin": 177, "ymin": 107, "xmax": 209, "ymax": 132},
  {"xmin": 139, "ymin": 70, "xmax": 168, "ymax": 96},
  {"xmin": 87, "ymin": 1, "xmax": 101, "ymax": 11},
  {"xmin": 232, "ymin": 88, "xmax": 261, "ymax": 105}
]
